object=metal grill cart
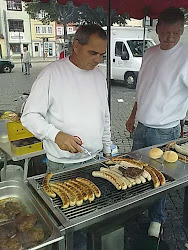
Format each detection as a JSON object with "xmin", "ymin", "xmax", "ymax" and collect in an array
[{"xmin": 26, "ymin": 137, "xmax": 188, "ymax": 250}]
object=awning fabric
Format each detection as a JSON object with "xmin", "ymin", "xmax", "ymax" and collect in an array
[{"xmin": 23, "ymin": 0, "xmax": 188, "ymax": 19}]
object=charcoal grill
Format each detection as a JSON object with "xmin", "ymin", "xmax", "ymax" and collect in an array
[{"xmin": 26, "ymin": 138, "xmax": 188, "ymax": 249}]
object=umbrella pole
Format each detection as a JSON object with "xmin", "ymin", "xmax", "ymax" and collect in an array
[{"xmin": 107, "ymin": 0, "xmax": 111, "ymax": 112}]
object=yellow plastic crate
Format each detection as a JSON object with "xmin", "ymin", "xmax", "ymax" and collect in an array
[{"xmin": 6, "ymin": 121, "xmax": 42, "ymax": 155}]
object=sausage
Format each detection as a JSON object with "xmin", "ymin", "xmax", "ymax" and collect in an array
[
  {"xmin": 62, "ymin": 183, "xmax": 83, "ymax": 206},
  {"xmin": 165, "ymin": 141, "xmax": 175, "ymax": 151},
  {"xmin": 50, "ymin": 182, "xmax": 76, "ymax": 207},
  {"xmin": 177, "ymin": 152, "xmax": 188, "ymax": 163},
  {"xmin": 118, "ymin": 161, "xmax": 143, "ymax": 170},
  {"xmin": 109, "ymin": 165, "xmax": 123, "ymax": 176},
  {"xmin": 139, "ymin": 176, "xmax": 146, "ymax": 184},
  {"xmin": 92, "ymin": 171, "xmax": 122, "ymax": 190},
  {"xmin": 107, "ymin": 157, "xmax": 144, "ymax": 169},
  {"xmin": 123, "ymin": 177, "xmax": 133, "ymax": 188},
  {"xmin": 174, "ymin": 143, "xmax": 188, "ymax": 156},
  {"xmin": 126, "ymin": 177, "xmax": 136, "ymax": 186},
  {"xmin": 100, "ymin": 167, "xmax": 127, "ymax": 190},
  {"xmin": 135, "ymin": 177, "xmax": 141, "ymax": 185},
  {"xmin": 42, "ymin": 173, "xmax": 56, "ymax": 198},
  {"xmin": 76, "ymin": 177, "xmax": 101, "ymax": 198},
  {"xmin": 144, "ymin": 167, "xmax": 160, "ymax": 188},
  {"xmin": 120, "ymin": 158, "xmax": 147, "ymax": 168},
  {"xmin": 50, "ymin": 185, "xmax": 69, "ymax": 209},
  {"xmin": 147, "ymin": 166, "xmax": 166, "ymax": 186},
  {"xmin": 65, "ymin": 180, "xmax": 88, "ymax": 201},
  {"xmin": 70, "ymin": 179, "xmax": 95, "ymax": 202}
]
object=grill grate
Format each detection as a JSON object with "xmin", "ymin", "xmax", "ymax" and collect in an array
[{"xmin": 34, "ymin": 164, "xmax": 173, "ymax": 221}]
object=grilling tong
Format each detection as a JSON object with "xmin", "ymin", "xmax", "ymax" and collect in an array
[{"xmin": 74, "ymin": 136, "xmax": 110, "ymax": 166}]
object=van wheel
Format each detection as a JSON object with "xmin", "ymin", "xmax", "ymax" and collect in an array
[{"xmin": 124, "ymin": 72, "xmax": 137, "ymax": 89}]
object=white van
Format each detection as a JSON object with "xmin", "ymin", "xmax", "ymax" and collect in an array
[{"xmin": 98, "ymin": 26, "xmax": 155, "ymax": 89}]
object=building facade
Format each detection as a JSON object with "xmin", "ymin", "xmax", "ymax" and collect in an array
[
  {"xmin": 30, "ymin": 19, "xmax": 56, "ymax": 58},
  {"xmin": 0, "ymin": 0, "xmax": 32, "ymax": 58}
]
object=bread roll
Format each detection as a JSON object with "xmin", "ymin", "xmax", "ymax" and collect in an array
[
  {"xmin": 149, "ymin": 148, "xmax": 163, "ymax": 159},
  {"xmin": 163, "ymin": 151, "xmax": 178, "ymax": 163}
]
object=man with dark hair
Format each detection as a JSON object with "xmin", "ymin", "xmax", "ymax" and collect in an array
[
  {"xmin": 126, "ymin": 7, "xmax": 188, "ymax": 238},
  {"xmin": 21, "ymin": 24, "xmax": 111, "ymax": 250},
  {"xmin": 21, "ymin": 24, "xmax": 111, "ymax": 171}
]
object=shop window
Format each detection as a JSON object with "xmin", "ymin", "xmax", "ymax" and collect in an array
[
  {"xmin": 7, "ymin": 0, "xmax": 22, "ymax": 11},
  {"xmin": 9, "ymin": 20, "xmax": 24, "ymax": 32},
  {"xmin": 10, "ymin": 44, "xmax": 21, "ymax": 53}
]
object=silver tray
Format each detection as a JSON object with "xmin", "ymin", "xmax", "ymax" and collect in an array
[{"xmin": 0, "ymin": 180, "xmax": 63, "ymax": 249}]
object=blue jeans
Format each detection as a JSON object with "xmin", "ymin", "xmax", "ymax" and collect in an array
[
  {"xmin": 132, "ymin": 122, "xmax": 180, "ymax": 223},
  {"xmin": 23, "ymin": 62, "xmax": 30, "ymax": 74}
]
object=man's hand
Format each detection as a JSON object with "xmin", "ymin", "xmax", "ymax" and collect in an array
[
  {"xmin": 126, "ymin": 117, "xmax": 135, "ymax": 133},
  {"xmin": 55, "ymin": 131, "xmax": 83, "ymax": 153}
]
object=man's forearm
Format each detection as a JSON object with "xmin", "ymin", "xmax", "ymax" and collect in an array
[{"xmin": 130, "ymin": 102, "xmax": 137, "ymax": 120}]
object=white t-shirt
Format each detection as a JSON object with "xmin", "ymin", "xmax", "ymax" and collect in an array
[
  {"xmin": 21, "ymin": 57, "xmax": 111, "ymax": 163},
  {"xmin": 136, "ymin": 42, "xmax": 188, "ymax": 128}
]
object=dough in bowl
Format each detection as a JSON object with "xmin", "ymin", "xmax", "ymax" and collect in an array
[
  {"xmin": 163, "ymin": 151, "xmax": 178, "ymax": 163},
  {"xmin": 149, "ymin": 148, "xmax": 163, "ymax": 159}
]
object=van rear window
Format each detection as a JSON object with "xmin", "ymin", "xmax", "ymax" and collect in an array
[{"xmin": 127, "ymin": 40, "xmax": 154, "ymax": 57}]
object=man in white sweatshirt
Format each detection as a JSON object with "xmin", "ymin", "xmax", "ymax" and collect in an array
[
  {"xmin": 21, "ymin": 24, "xmax": 111, "ymax": 250},
  {"xmin": 21, "ymin": 24, "xmax": 111, "ymax": 170},
  {"xmin": 126, "ymin": 7, "xmax": 188, "ymax": 240}
]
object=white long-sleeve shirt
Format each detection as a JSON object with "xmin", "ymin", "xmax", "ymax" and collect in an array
[
  {"xmin": 21, "ymin": 57, "xmax": 111, "ymax": 163},
  {"xmin": 136, "ymin": 42, "xmax": 188, "ymax": 128}
]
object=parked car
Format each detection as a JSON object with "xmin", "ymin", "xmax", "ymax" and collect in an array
[{"xmin": 0, "ymin": 59, "xmax": 14, "ymax": 73}]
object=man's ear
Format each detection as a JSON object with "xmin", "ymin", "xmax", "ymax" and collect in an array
[{"xmin": 73, "ymin": 40, "xmax": 79, "ymax": 52}]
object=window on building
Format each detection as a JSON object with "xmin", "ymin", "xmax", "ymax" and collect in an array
[
  {"xmin": 42, "ymin": 26, "xmax": 46, "ymax": 34},
  {"xmin": 7, "ymin": 0, "xmax": 22, "ymax": 11},
  {"xmin": 57, "ymin": 27, "xmax": 63, "ymax": 36},
  {"xmin": 48, "ymin": 26, "xmax": 52, "ymax": 34},
  {"xmin": 10, "ymin": 44, "xmax": 21, "ymax": 53},
  {"xmin": 9, "ymin": 20, "xmax": 24, "ymax": 32},
  {"xmin": 67, "ymin": 27, "xmax": 73, "ymax": 34},
  {"xmin": 35, "ymin": 26, "xmax": 40, "ymax": 34}
]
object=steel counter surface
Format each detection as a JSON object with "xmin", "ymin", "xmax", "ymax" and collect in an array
[
  {"xmin": 128, "ymin": 137, "xmax": 188, "ymax": 180},
  {"xmin": 27, "ymin": 151, "xmax": 188, "ymax": 234}
]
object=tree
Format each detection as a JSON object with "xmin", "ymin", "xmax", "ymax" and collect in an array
[{"xmin": 24, "ymin": 0, "xmax": 129, "ymax": 30}]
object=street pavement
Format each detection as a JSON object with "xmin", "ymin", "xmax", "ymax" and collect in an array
[{"xmin": 0, "ymin": 59, "xmax": 188, "ymax": 250}]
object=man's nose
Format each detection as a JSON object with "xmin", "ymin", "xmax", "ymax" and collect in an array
[
  {"xmin": 94, "ymin": 54, "xmax": 102, "ymax": 63},
  {"xmin": 167, "ymin": 33, "xmax": 175, "ymax": 41}
]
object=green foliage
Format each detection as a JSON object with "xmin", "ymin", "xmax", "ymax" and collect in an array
[{"xmin": 24, "ymin": 0, "xmax": 129, "ymax": 26}]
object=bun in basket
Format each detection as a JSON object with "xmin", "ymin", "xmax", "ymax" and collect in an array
[
  {"xmin": 149, "ymin": 148, "xmax": 163, "ymax": 159},
  {"xmin": 163, "ymin": 151, "xmax": 178, "ymax": 163}
]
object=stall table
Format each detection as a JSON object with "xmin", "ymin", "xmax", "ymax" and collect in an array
[{"xmin": 0, "ymin": 141, "xmax": 45, "ymax": 180}]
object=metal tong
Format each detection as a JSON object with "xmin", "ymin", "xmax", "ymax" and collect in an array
[{"xmin": 74, "ymin": 136, "xmax": 110, "ymax": 167}]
